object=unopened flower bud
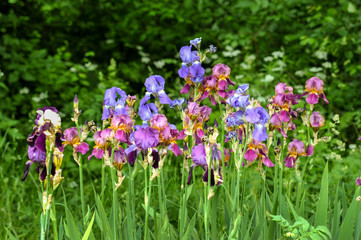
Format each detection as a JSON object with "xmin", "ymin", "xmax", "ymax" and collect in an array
[{"xmin": 126, "ymin": 95, "xmax": 137, "ymax": 108}]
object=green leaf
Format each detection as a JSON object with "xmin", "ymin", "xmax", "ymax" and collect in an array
[
  {"xmin": 82, "ymin": 213, "xmax": 96, "ymax": 240},
  {"xmin": 337, "ymin": 188, "xmax": 360, "ymax": 239},
  {"xmin": 182, "ymin": 214, "xmax": 196, "ymax": 240},
  {"xmin": 64, "ymin": 208, "xmax": 82, "ymax": 240},
  {"xmin": 315, "ymin": 162, "xmax": 329, "ymax": 227}
]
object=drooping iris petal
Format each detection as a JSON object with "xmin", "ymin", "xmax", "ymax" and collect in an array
[
  {"xmin": 244, "ymin": 149, "xmax": 257, "ymax": 161},
  {"xmin": 252, "ymin": 124, "xmax": 268, "ymax": 142},
  {"xmin": 134, "ymin": 127, "xmax": 159, "ymax": 150},
  {"xmin": 191, "ymin": 144, "xmax": 207, "ymax": 166},
  {"xmin": 75, "ymin": 142, "xmax": 90, "ymax": 155},
  {"xmin": 88, "ymin": 148, "xmax": 105, "ymax": 160},
  {"xmin": 21, "ymin": 161, "xmax": 33, "ymax": 181},
  {"xmin": 178, "ymin": 63, "xmax": 189, "ymax": 78},
  {"xmin": 245, "ymin": 107, "xmax": 260, "ymax": 123},
  {"xmin": 158, "ymin": 90, "xmax": 172, "ymax": 104}
]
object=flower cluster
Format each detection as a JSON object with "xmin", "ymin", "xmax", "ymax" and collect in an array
[{"xmin": 23, "ymin": 38, "xmax": 331, "ymax": 190}]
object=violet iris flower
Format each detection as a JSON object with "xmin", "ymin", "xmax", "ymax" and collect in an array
[
  {"xmin": 178, "ymin": 45, "xmax": 200, "ymax": 78},
  {"xmin": 169, "ymin": 98, "xmax": 187, "ymax": 109},
  {"xmin": 139, "ymin": 75, "xmax": 172, "ymax": 121},
  {"xmin": 189, "ymin": 61, "xmax": 205, "ymax": 84},
  {"xmin": 22, "ymin": 107, "xmax": 62, "ymax": 181},
  {"xmin": 245, "ymin": 106, "xmax": 270, "ymax": 142},
  {"xmin": 150, "ymin": 114, "xmax": 183, "ymax": 156},
  {"xmin": 187, "ymin": 144, "xmax": 222, "ymax": 186},
  {"xmin": 88, "ymin": 129, "xmax": 112, "ymax": 160},
  {"xmin": 138, "ymin": 94, "xmax": 159, "ymax": 121},
  {"xmin": 144, "ymin": 75, "xmax": 172, "ymax": 104},
  {"xmin": 284, "ymin": 139, "xmax": 313, "ymax": 168},
  {"xmin": 109, "ymin": 114, "xmax": 134, "ymax": 144},
  {"xmin": 309, "ymin": 111, "xmax": 325, "ymax": 132},
  {"xmin": 125, "ymin": 126, "xmax": 160, "ymax": 167},
  {"xmin": 303, "ymin": 77, "xmax": 329, "ymax": 105},
  {"xmin": 244, "ymin": 140, "xmax": 274, "ymax": 167},
  {"xmin": 190, "ymin": 37, "xmax": 202, "ymax": 49},
  {"xmin": 226, "ymin": 84, "xmax": 250, "ymax": 109},
  {"xmin": 61, "ymin": 127, "xmax": 89, "ymax": 155},
  {"xmin": 102, "ymin": 87, "xmax": 128, "ymax": 120}
]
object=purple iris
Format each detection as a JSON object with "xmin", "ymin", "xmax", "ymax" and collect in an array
[
  {"xmin": 22, "ymin": 107, "xmax": 63, "ymax": 181},
  {"xmin": 125, "ymin": 126, "xmax": 160, "ymax": 167},
  {"xmin": 61, "ymin": 127, "xmax": 89, "ymax": 155},
  {"xmin": 189, "ymin": 61, "xmax": 205, "ymax": 83},
  {"xmin": 190, "ymin": 37, "xmax": 202, "ymax": 49},
  {"xmin": 187, "ymin": 144, "xmax": 222, "ymax": 186},
  {"xmin": 102, "ymin": 87, "xmax": 128, "ymax": 120},
  {"xmin": 138, "ymin": 93, "xmax": 159, "ymax": 121},
  {"xmin": 169, "ymin": 98, "xmax": 187, "ymax": 109},
  {"xmin": 178, "ymin": 44, "xmax": 201, "ymax": 79},
  {"xmin": 226, "ymin": 110, "xmax": 245, "ymax": 127},
  {"xmin": 226, "ymin": 84, "xmax": 250, "ymax": 109},
  {"xmin": 144, "ymin": 75, "xmax": 172, "ymax": 104},
  {"xmin": 245, "ymin": 106, "xmax": 270, "ymax": 142}
]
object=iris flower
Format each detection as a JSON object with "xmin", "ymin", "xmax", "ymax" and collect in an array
[
  {"xmin": 61, "ymin": 127, "xmax": 89, "ymax": 155},
  {"xmin": 226, "ymin": 84, "xmax": 250, "ymax": 109},
  {"xmin": 22, "ymin": 107, "xmax": 62, "ymax": 181},
  {"xmin": 187, "ymin": 143, "xmax": 223, "ymax": 186},
  {"xmin": 109, "ymin": 114, "xmax": 134, "ymax": 144},
  {"xmin": 245, "ymin": 106, "xmax": 270, "ymax": 142},
  {"xmin": 284, "ymin": 139, "xmax": 313, "ymax": 168},
  {"xmin": 102, "ymin": 87, "xmax": 128, "ymax": 120},
  {"xmin": 139, "ymin": 75, "xmax": 172, "ymax": 121},
  {"xmin": 181, "ymin": 102, "xmax": 212, "ymax": 144},
  {"xmin": 150, "ymin": 114, "xmax": 182, "ymax": 156},
  {"xmin": 244, "ymin": 140, "xmax": 274, "ymax": 168},
  {"xmin": 125, "ymin": 126, "xmax": 160, "ymax": 167},
  {"xmin": 303, "ymin": 77, "xmax": 329, "ymax": 105},
  {"xmin": 309, "ymin": 111, "xmax": 325, "ymax": 132}
]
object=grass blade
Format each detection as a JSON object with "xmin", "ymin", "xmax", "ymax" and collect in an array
[{"xmin": 314, "ymin": 162, "xmax": 328, "ymax": 227}]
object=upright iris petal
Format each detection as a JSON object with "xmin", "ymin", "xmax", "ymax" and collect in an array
[
  {"xmin": 145, "ymin": 75, "xmax": 165, "ymax": 94},
  {"xmin": 102, "ymin": 87, "xmax": 128, "ymax": 120}
]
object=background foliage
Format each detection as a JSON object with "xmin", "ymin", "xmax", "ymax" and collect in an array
[{"xmin": 1, "ymin": 0, "xmax": 361, "ymax": 238}]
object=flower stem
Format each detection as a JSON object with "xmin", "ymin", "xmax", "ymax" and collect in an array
[
  {"xmin": 109, "ymin": 148, "xmax": 117, "ymax": 240},
  {"xmin": 78, "ymin": 155, "xmax": 86, "ymax": 224},
  {"xmin": 126, "ymin": 164, "xmax": 134, "ymax": 240},
  {"xmin": 75, "ymin": 121, "xmax": 86, "ymax": 225}
]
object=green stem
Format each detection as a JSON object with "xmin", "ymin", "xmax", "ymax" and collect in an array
[
  {"xmin": 126, "ymin": 165, "xmax": 134, "ymax": 240},
  {"xmin": 75, "ymin": 122, "xmax": 86, "ymax": 224},
  {"xmin": 157, "ymin": 173, "xmax": 164, "ymax": 240},
  {"xmin": 219, "ymin": 103, "xmax": 226, "ymax": 184},
  {"xmin": 43, "ymin": 139, "xmax": 54, "ymax": 239},
  {"xmin": 109, "ymin": 148, "xmax": 117, "ymax": 240},
  {"xmin": 101, "ymin": 165, "xmax": 105, "ymax": 204},
  {"xmin": 160, "ymin": 170, "xmax": 170, "ymax": 238},
  {"xmin": 52, "ymin": 201, "xmax": 59, "ymax": 240},
  {"xmin": 78, "ymin": 155, "xmax": 86, "ymax": 224}
]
